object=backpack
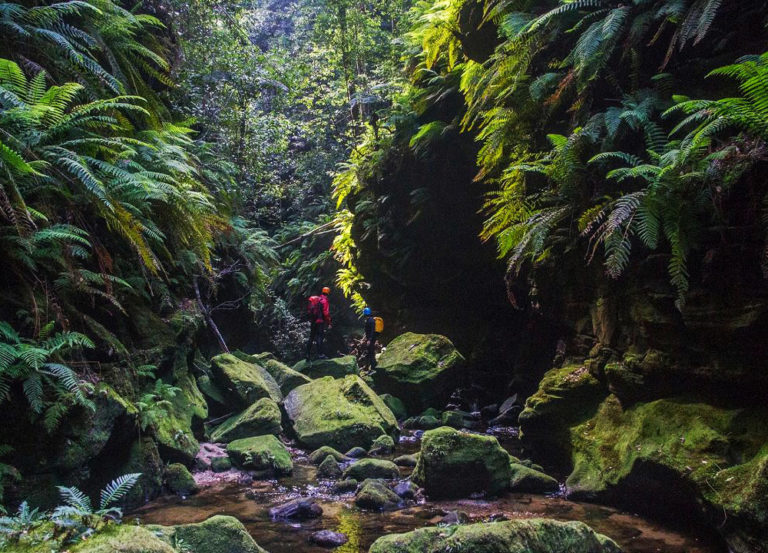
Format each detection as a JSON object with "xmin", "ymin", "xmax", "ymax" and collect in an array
[
  {"xmin": 307, "ymin": 296, "xmax": 324, "ymax": 321},
  {"xmin": 374, "ymin": 316, "xmax": 384, "ymax": 333}
]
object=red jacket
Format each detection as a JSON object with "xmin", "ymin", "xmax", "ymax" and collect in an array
[{"xmin": 308, "ymin": 295, "xmax": 331, "ymax": 325}]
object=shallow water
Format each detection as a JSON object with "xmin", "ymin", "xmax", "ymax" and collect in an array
[{"xmin": 132, "ymin": 431, "xmax": 725, "ymax": 553}]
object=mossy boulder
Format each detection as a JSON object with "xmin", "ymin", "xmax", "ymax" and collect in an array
[
  {"xmin": 394, "ymin": 454, "xmax": 418, "ymax": 467},
  {"xmin": 69, "ymin": 524, "xmax": 177, "ymax": 553},
  {"xmin": 509, "ymin": 463, "xmax": 559, "ymax": 493},
  {"xmin": 209, "ymin": 398, "xmax": 282, "ymax": 443},
  {"xmin": 355, "ymin": 478, "xmax": 401, "ymax": 510},
  {"xmin": 227, "ymin": 435, "xmax": 293, "ymax": 475},
  {"xmin": 154, "ymin": 371, "xmax": 208, "ymax": 464},
  {"xmin": 309, "ymin": 445, "xmax": 348, "ymax": 464},
  {"xmin": 518, "ymin": 364, "xmax": 606, "ymax": 454},
  {"xmin": 368, "ymin": 518, "xmax": 623, "ymax": 553},
  {"xmin": 412, "ymin": 427, "xmax": 511, "ymax": 499},
  {"xmin": 165, "ymin": 462, "xmax": 198, "ymax": 495},
  {"xmin": 210, "ymin": 353, "xmax": 283, "ymax": 408},
  {"xmin": 283, "ymin": 375, "xmax": 398, "ymax": 451},
  {"xmin": 380, "ymin": 394, "xmax": 407, "ymax": 420},
  {"xmin": 211, "ymin": 456, "xmax": 232, "ymax": 472},
  {"xmin": 293, "ymin": 355, "xmax": 359, "ymax": 379},
  {"xmin": 402, "ymin": 415, "xmax": 441, "ymax": 430},
  {"xmin": 373, "ymin": 333, "xmax": 465, "ymax": 413},
  {"xmin": 343, "ymin": 458, "xmax": 400, "ymax": 480},
  {"xmin": 441, "ymin": 410, "xmax": 465, "ymax": 429},
  {"xmin": 198, "ymin": 374, "xmax": 227, "ymax": 410},
  {"xmin": 369, "ymin": 434, "xmax": 396, "ymax": 456},
  {"xmin": 119, "ymin": 437, "xmax": 163, "ymax": 509},
  {"xmin": 566, "ymin": 395, "xmax": 768, "ymax": 552},
  {"xmin": 151, "ymin": 515, "xmax": 269, "ymax": 553},
  {"xmin": 317, "ymin": 455, "xmax": 343, "ymax": 479},
  {"xmin": 262, "ymin": 358, "xmax": 312, "ymax": 394}
]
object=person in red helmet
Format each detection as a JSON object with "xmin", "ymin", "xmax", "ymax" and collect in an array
[{"xmin": 306, "ymin": 287, "xmax": 331, "ymax": 360}]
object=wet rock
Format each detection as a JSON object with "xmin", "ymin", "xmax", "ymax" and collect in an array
[
  {"xmin": 309, "ymin": 530, "xmax": 349, "ymax": 547},
  {"xmin": 439, "ymin": 510, "xmax": 469, "ymax": 525},
  {"xmin": 509, "ymin": 463, "xmax": 559, "ymax": 493},
  {"xmin": 368, "ymin": 519, "xmax": 623, "ymax": 553},
  {"xmin": 293, "ymin": 355, "xmax": 359, "ymax": 379},
  {"xmin": 403, "ymin": 415, "xmax": 441, "ymax": 430},
  {"xmin": 198, "ymin": 375, "xmax": 228, "ymax": 413},
  {"xmin": 413, "ymin": 427, "xmax": 510, "ymax": 499},
  {"xmin": 345, "ymin": 446, "xmax": 368, "ymax": 458},
  {"xmin": 208, "ymin": 398, "xmax": 282, "ymax": 443},
  {"xmin": 210, "ymin": 353, "xmax": 283, "ymax": 408},
  {"xmin": 195, "ymin": 442, "xmax": 228, "ymax": 471},
  {"xmin": 210, "ymin": 456, "xmax": 232, "ymax": 472},
  {"xmin": 269, "ymin": 498, "xmax": 323, "ymax": 520},
  {"xmin": 309, "ymin": 445, "xmax": 349, "ymax": 464},
  {"xmin": 374, "ymin": 333, "xmax": 466, "ymax": 413},
  {"xmin": 284, "ymin": 375, "xmax": 398, "ymax": 452},
  {"xmin": 380, "ymin": 394, "xmax": 407, "ymax": 420},
  {"xmin": 518, "ymin": 458, "xmax": 545, "ymax": 472},
  {"xmin": 369, "ymin": 434, "xmax": 395, "ymax": 456},
  {"xmin": 317, "ymin": 455, "xmax": 343, "ymax": 479},
  {"xmin": 441, "ymin": 410, "xmax": 464, "ymax": 429},
  {"xmin": 343, "ymin": 458, "xmax": 400, "ymax": 480},
  {"xmin": 489, "ymin": 405, "xmax": 521, "ymax": 426},
  {"xmin": 354, "ymin": 479, "xmax": 401, "ymax": 510},
  {"xmin": 393, "ymin": 480, "xmax": 419, "ymax": 499},
  {"xmin": 499, "ymin": 394, "xmax": 519, "ymax": 414},
  {"xmin": 393, "ymin": 454, "xmax": 418, "ymax": 467},
  {"xmin": 150, "ymin": 515, "xmax": 268, "ymax": 553},
  {"xmin": 227, "ymin": 435, "xmax": 293, "ymax": 475},
  {"xmin": 164, "ymin": 463, "xmax": 198, "ymax": 496},
  {"xmin": 480, "ymin": 404, "xmax": 499, "ymax": 420},
  {"xmin": 331, "ymin": 478, "xmax": 359, "ymax": 494}
]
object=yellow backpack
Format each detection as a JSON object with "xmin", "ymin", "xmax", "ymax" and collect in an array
[{"xmin": 374, "ymin": 317, "xmax": 384, "ymax": 333}]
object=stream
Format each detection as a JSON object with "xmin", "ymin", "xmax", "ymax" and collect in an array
[{"xmin": 131, "ymin": 429, "xmax": 725, "ymax": 553}]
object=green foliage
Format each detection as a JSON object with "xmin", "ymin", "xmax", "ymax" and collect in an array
[{"xmin": 0, "ymin": 501, "xmax": 45, "ymax": 542}]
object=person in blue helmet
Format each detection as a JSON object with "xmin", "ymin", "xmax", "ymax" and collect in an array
[{"xmin": 363, "ymin": 307, "xmax": 378, "ymax": 370}]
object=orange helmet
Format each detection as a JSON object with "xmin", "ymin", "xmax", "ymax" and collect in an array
[{"xmin": 322, "ymin": 286, "xmax": 331, "ymax": 294}]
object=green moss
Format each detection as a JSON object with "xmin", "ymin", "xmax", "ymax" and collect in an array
[
  {"xmin": 210, "ymin": 354, "xmax": 283, "ymax": 408},
  {"xmin": 293, "ymin": 355, "xmax": 359, "ymax": 379},
  {"xmin": 509, "ymin": 463, "xmax": 559, "ymax": 493},
  {"xmin": 354, "ymin": 479, "xmax": 401, "ymax": 511},
  {"xmin": 343, "ymin": 458, "xmax": 400, "ymax": 480},
  {"xmin": 309, "ymin": 445, "xmax": 348, "ymax": 464},
  {"xmin": 317, "ymin": 455, "xmax": 343, "ymax": 478},
  {"xmin": 283, "ymin": 376, "xmax": 398, "ymax": 451},
  {"xmin": 197, "ymin": 375, "xmax": 227, "ymax": 408},
  {"xmin": 227, "ymin": 435, "xmax": 293, "ymax": 474},
  {"xmin": 374, "ymin": 333, "xmax": 465, "ymax": 413},
  {"xmin": 518, "ymin": 364, "xmax": 606, "ymax": 448},
  {"xmin": 209, "ymin": 398, "xmax": 282, "ymax": 443},
  {"xmin": 567, "ymin": 395, "xmax": 768, "ymax": 548},
  {"xmin": 380, "ymin": 394, "xmax": 407, "ymax": 420},
  {"xmin": 211, "ymin": 456, "xmax": 232, "ymax": 472},
  {"xmin": 369, "ymin": 434, "xmax": 395, "ymax": 455},
  {"xmin": 165, "ymin": 463, "xmax": 198, "ymax": 495},
  {"xmin": 441, "ymin": 411, "xmax": 464, "ymax": 429},
  {"xmin": 402, "ymin": 415, "xmax": 441, "ymax": 430},
  {"xmin": 412, "ymin": 426, "xmax": 510, "ymax": 499},
  {"xmin": 262, "ymin": 359, "xmax": 312, "ymax": 394},
  {"xmin": 120, "ymin": 437, "xmax": 163, "ymax": 508},
  {"xmin": 154, "ymin": 369, "xmax": 208, "ymax": 464},
  {"xmin": 368, "ymin": 518, "xmax": 622, "ymax": 553},
  {"xmin": 151, "ymin": 515, "xmax": 268, "ymax": 553},
  {"xmin": 69, "ymin": 524, "xmax": 176, "ymax": 553}
]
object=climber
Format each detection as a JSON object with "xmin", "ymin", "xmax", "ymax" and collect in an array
[
  {"xmin": 363, "ymin": 306, "xmax": 381, "ymax": 370},
  {"xmin": 306, "ymin": 287, "xmax": 331, "ymax": 361}
]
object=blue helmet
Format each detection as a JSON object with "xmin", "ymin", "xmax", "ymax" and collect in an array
[{"xmin": 363, "ymin": 307, "xmax": 372, "ymax": 316}]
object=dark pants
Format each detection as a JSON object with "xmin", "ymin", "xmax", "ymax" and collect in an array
[
  {"xmin": 366, "ymin": 334, "xmax": 378, "ymax": 369},
  {"xmin": 307, "ymin": 322, "xmax": 325, "ymax": 359}
]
